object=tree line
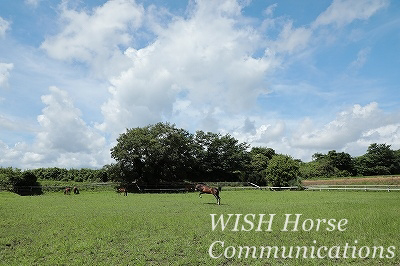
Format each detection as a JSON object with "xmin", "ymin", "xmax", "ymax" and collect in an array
[{"xmin": 1, "ymin": 122, "xmax": 400, "ymax": 194}]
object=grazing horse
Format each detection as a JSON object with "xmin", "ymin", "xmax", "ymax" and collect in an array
[
  {"xmin": 117, "ymin": 187, "xmax": 128, "ymax": 196},
  {"xmin": 73, "ymin": 186, "xmax": 79, "ymax": 194},
  {"xmin": 195, "ymin": 183, "xmax": 220, "ymax": 205},
  {"xmin": 64, "ymin": 187, "xmax": 71, "ymax": 195}
]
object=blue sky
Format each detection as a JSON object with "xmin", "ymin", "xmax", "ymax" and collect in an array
[{"xmin": 0, "ymin": 0, "xmax": 399, "ymax": 169}]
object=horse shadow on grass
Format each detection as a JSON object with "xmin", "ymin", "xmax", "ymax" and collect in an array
[{"xmin": 203, "ymin": 202, "xmax": 228, "ymax": 206}]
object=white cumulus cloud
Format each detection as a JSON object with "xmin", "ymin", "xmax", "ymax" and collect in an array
[
  {"xmin": 98, "ymin": 0, "xmax": 275, "ymax": 137},
  {"xmin": 290, "ymin": 102, "xmax": 400, "ymax": 153},
  {"xmin": 41, "ymin": 0, "xmax": 144, "ymax": 76},
  {"xmin": 0, "ymin": 87, "xmax": 111, "ymax": 168},
  {"xmin": 0, "ymin": 87, "xmax": 111, "ymax": 169},
  {"xmin": 36, "ymin": 86, "xmax": 106, "ymax": 153}
]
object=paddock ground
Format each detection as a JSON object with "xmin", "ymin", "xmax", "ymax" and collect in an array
[{"xmin": 0, "ymin": 190, "xmax": 399, "ymax": 265}]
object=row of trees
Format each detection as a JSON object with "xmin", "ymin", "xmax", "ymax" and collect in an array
[
  {"xmin": 2, "ymin": 123, "xmax": 400, "ymax": 193},
  {"xmin": 0, "ymin": 167, "xmax": 110, "ymax": 195},
  {"xmin": 31, "ymin": 167, "xmax": 109, "ymax": 182},
  {"xmin": 109, "ymin": 123, "xmax": 400, "ymax": 186},
  {"xmin": 301, "ymin": 143, "xmax": 400, "ymax": 179}
]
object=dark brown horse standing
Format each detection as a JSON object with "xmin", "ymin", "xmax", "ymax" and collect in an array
[
  {"xmin": 195, "ymin": 183, "xmax": 220, "ymax": 205},
  {"xmin": 117, "ymin": 187, "xmax": 128, "ymax": 196},
  {"xmin": 64, "ymin": 187, "xmax": 71, "ymax": 195}
]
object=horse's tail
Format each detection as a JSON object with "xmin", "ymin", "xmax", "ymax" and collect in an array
[{"xmin": 218, "ymin": 186, "xmax": 222, "ymax": 193}]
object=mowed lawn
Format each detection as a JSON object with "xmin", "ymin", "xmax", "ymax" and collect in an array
[{"xmin": 0, "ymin": 190, "xmax": 399, "ymax": 265}]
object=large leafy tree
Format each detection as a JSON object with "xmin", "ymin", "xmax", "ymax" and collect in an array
[
  {"xmin": 308, "ymin": 150, "xmax": 355, "ymax": 178},
  {"xmin": 110, "ymin": 123, "xmax": 250, "ymax": 183},
  {"xmin": 326, "ymin": 150, "xmax": 355, "ymax": 175},
  {"xmin": 244, "ymin": 147, "xmax": 276, "ymax": 185},
  {"xmin": 111, "ymin": 122, "xmax": 194, "ymax": 183},
  {"xmin": 355, "ymin": 143, "xmax": 396, "ymax": 176},
  {"xmin": 265, "ymin": 154, "xmax": 300, "ymax": 187},
  {"xmin": 193, "ymin": 131, "xmax": 250, "ymax": 181}
]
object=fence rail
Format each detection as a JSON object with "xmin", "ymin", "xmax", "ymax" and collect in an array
[
  {"xmin": 222, "ymin": 186, "xmax": 299, "ymax": 191},
  {"xmin": 219, "ymin": 184, "xmax": 400, "ymax": 192},
  {"xmin": 305, "ymin": 185, "xmax": 400, "ymax": 192}
]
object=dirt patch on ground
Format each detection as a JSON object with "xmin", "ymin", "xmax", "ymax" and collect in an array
[{"xmin": 303, "ymin": 176, "xmax": 400, "ymax": 185}]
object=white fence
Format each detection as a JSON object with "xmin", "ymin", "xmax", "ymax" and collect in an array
[
  {"xmin": 220, "ymin": 184, "xmax": 400, "ymax": 192},
  {"xmin": 304, "ymin": 185, "xmax": 400, "ymax": 192},
  {"xmin": 222, "ymin": 186, "xmax": 299, "ymax": 191}
]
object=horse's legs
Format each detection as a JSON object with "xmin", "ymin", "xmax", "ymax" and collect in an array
[
  {"xmin": 198, "ymin": 192, "xmax": 203, "ymax": 198},
  {"xmin": 213, "ymin": 194, "xmax": 220, "ymax": 205}
]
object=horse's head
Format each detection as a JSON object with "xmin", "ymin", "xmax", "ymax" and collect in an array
[{"xmin": 195, "ymin": 184, "xmax": 203, "ymax": 191}]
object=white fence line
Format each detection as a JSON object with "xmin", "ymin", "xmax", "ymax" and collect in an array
[
  {"xmin": 143, "ymin": 188, "xmax": 187, "ymax": 191},
  {"xmin": 222, "ymin": 186, "xmax": 299, "ymax": 191},
  {"xmin": 305, "ymin": 184, "xmax": 400, "ymax": 187},
  {"xmin": 221, "ymin": 185, "xmax": 400, "ymax": 192},
  {"xmin": 305, "ymin": 185, "xmax": 400, "ymax": 192}
]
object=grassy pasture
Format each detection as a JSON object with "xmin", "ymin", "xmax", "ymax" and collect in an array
[{"xmin": 0, "ymin": 190, "xmax": 399, "ymax": 265}]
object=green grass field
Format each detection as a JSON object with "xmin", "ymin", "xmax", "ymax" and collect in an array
[{"xmin": 1, "ymin": 190, "xmax": 399, "ymax": 265}]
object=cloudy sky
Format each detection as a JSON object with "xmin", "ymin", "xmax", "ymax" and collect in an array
[{"xmin": 0, "ymin": 0, "xmax": 399, "ymax": 169}]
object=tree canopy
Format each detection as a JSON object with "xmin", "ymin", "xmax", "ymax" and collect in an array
[
  {"xmin": 111, "ymin": 122, "xmax": 194, "ymax": 183},
  {"xmin": 110, "ymin": 122, "xmax": 250, "ymax": 183},
  {"xmin": 265, "ymin": 155, "xmax": 300, "ymax": 187},
  {"xmin": 355, "ymin": 143, "xmax": 396, "ymax": 176}
]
